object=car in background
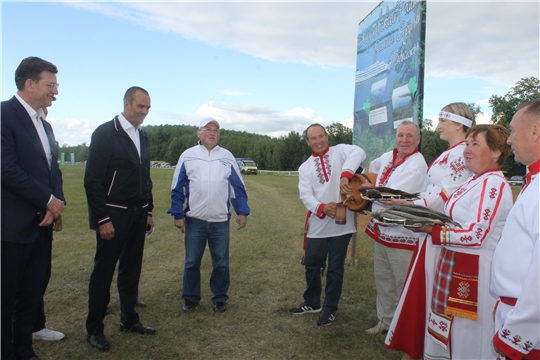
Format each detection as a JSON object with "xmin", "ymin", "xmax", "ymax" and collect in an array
[
  {"xmin": 508, "ymin": 175, "xmax": 523, "ymax": 186},
  {"xmin": 235, "ymin": 158, "xmax": 259, "ymax": 175}
]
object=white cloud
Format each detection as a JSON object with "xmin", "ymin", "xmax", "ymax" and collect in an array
[
  {"xmin": 47, "ymin": 117, "xmax": 101, "ymax": 147},
  {"xmin": 475, "ymin": 112, "xmax": 492, "ymax": 125},
  {"xmin": 51, "ymin": 1, "xmax": 537, "ymax": 145},
  {"xmin": 64, "ymin": 1, "xmax": 539, "ymax": 86},
  {"xmin": 342, "ymin": 115, "xmax": 354, "ymax": 129},
  {"xmin": 156, "ymin": 101, "xmax": 328, "ymax": 138},
  {"xmin": 425, "ymin": 2, "xmax": 539, "ymax": 86}
]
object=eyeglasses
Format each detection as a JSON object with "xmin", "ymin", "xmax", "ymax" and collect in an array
[
  {"xmin": 201, "ymin": 128, "xmax": 219, "ymax": 134},
  {"xmin": 44, "ymin": 83, "xmax": 60, "ymax": 90}
]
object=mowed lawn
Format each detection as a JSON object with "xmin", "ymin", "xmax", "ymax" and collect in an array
[{"xmin": 37, "ymin": 165, "xmax": 399, "ymax": 359}]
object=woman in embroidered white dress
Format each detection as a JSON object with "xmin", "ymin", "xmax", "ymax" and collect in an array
[
  {"xmin": 384, "ymin": 103, "xmax": 474, "ymax": 359},
  {"xmin": 413, "ymin": 125, "xmax": 513, "ymax": 360}
]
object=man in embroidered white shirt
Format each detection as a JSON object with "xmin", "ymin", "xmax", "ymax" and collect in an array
[
  {"xmin": 491, "ymin": 99, "xmax": 540, "ymax": 360},
  {"xmin": 364, "ymin": 120, "xmax": 428, "ymax": 335},
  {"xmin": 289, "ymin": 123, "xmax": 366, "ymax": 327}
]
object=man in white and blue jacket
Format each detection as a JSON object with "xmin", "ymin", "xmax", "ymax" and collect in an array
[{"xmin": 168, "ymin": 117, "xmax": 250, "ymax": 313}]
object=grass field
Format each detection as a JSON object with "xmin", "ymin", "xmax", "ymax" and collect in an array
[{"xmin": 33, "ymin": 165, "xmax": 403, "ymax": 360}]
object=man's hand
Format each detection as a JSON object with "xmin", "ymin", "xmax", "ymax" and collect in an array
[
  {"xmin": 406, "ymin": 224, "xmax": 433, "ymax": 234},
  {"xmin": 340, "ymin": 177, "xmax": 352, "ymax": 196},
  {"xmin": 174, "ymin": 219, "xmax": 185, "ymax": 233},
  {"xmin": 46, "ymin": 196, "xmax": 65, "ymax": 219},
  {"xmin": 236, "ymin": 215, "xmax": 247, "ymax": 230},
  {"xmin": 53, "ymin": 214, "xmax": 63, "ymax": 232},
  {"xmin": 323, "ymin": 202, "xmax": 337, "ymax": 219},
  {"xmin": 98, "ymin": 222, "xmax": 115, "ymax": 240},
  {"xmin": 38, "ymin": 209, "xmax": 55, "ymax": 227},
  {"xmin": 146, "ymin": 216, "xmax": 154, "ymax": 236}
]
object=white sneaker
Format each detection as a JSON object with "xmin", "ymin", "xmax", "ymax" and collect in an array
[
  {"xmin": 32, "ymin": 328, "xmax": 65, "ymax": 341},
  {"xmin": 365, "ymin": 321, "xmax": 389, "ymax": 335}
]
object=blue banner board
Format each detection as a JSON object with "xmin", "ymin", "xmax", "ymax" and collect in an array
[{"xmin": 353, "ymin": 0, "xmax": 426, "ymax": 162}]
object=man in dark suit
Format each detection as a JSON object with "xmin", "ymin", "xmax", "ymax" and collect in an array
[
  {"xmin": 1, "ymin": 57, "xmax": 66, "ymax": 360},
  {"xmin": 84, "ymin": 87, "xmax": 155, "ymax": 352}
]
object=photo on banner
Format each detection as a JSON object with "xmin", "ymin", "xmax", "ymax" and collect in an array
[{"xmin": 352, "ymin": 0, "xmax": 427, "ymax": 162}]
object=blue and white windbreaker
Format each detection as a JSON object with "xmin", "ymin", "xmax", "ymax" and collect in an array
[{"xmin": 168, "ymin": 144, "xmax": 250, "ymax": 222}]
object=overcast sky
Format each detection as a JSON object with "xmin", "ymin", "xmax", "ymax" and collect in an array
[{"xmin": 2, "ymin": 1, "xmax": 538, "ymax": 146}]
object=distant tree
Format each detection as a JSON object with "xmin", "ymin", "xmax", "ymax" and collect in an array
[
  {"xmin": 75, "ymin": 143, "xmax": 89, "ymax": 163},
  {"xmin": 420, "ymin": 118, "xmax": 447, "ymax": 166},
  {"xmin": 489, "ymin": 77, "xmax": 540, "ymax": 128},
  {"xmin": 326, "ymin": 123, "xmax": 353, "ymax": 146},
  {"xmin": 276, "ymin": 131, "xmax": 309, "ymax": 171},
  {"xmin": 489, "ymin": 77, "xmax": 540, "ymax": 175},
  {"xmin": 466, "ymin": 102, "xmax": 482, "ymax": 122},
  {"xmin": 59, "ymin": 143, "xmax": 90, "ymax": 163}
]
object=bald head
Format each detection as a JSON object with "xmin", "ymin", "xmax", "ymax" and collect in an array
[{"xmin": 507, "ymin": 99, "xmax": 540, "ymax": 166}]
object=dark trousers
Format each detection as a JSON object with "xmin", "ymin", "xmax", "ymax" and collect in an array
[
  {"xmin": 32, "ymin": 245, "xmax": 52, "ymax": 333},
  {"xmin": 1, "ymin": 234, "xmax": 51, "ymax": 360},
  {"xmin": 86, "ymin": 207, "xmax": 147, "ymax": 336},
  {"xmin": 303, "ymin": 233, "xmax": 351, "ymax": 314},
  {"xmin": 32, "ymin": 302, "xmax": 46, "ymax": 334}
]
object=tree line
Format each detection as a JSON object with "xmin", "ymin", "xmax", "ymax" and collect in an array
[{"xmin": 61, "ymin": 77, "xmax": 539, "ymax": 176}]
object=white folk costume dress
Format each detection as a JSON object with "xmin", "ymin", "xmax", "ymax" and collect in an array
[
  {"xmin": 385, "ymin": 142, "xmax": 471, "ymax": 358},
  {"xmin": 423, "ymin": 170, "xmax": 513, "ymax": 360},
  {"xmin": 491, "ymin": 159, "xmax": 540, "ymax": 360},
  {"xmin": 299, "ymin": 144, "xmax": 366, "ymax": 238},
  {"xmin": 365, "ymin": 148, "xmax": 428, "ymax": 327}
]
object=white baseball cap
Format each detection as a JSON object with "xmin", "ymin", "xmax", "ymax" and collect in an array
[{"xmin": 199, "ymin": 117, "xmax": 220, "ymax": 129}]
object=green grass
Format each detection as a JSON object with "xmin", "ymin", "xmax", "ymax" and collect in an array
[{"xmin": 35, "ymin": 166, "xmax": 401, "ymax": 359}]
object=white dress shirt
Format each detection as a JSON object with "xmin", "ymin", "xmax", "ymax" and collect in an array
[{"xmin": 15, "ymin": 93, "xmax": 52, "ymax": 168}]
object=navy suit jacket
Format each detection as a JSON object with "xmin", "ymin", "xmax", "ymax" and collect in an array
[{"xmin": 1, "ymin": 96, "xmax": 65, "ymax": 243}]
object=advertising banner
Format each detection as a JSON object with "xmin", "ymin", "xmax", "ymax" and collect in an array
[{"xmin": 353, "ymin": 0, "xmax": 426, "ymax": 162}]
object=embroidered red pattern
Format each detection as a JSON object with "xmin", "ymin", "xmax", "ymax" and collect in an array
[
  {"xmin": 460, "ymin": 235, "xmax": 472, "ymax": 242},
  {"xmin": 438, "ymin": 153, "xmax": 449, "ymax": 165},
  {"xmin": 323, "ymin": 154, "xmax": 331, "ymax": 176},
  {"xmin": 314, "ymin": 157, "xmax": 325, "ymax": 184},
  {"xmin": 367, "ymin": 222, "xmax": 418, "ymax": 246},
  {"xmin": 379, "ymin": 163, "xmax": 394, "ymax": 186},
  {"xmin": 450, "ymin": 158, "xmax": 466, "ymax": 182},
  {"xmin": 475, "ymin": 228, "xmax": 483, "ymax": 240},
  {"xmin": 489, "ymin": 187, "xmax": 497, "ymax": 199},
  {"xmin": 457, "ymin": 281, "xmax": 470, "ymax": 298},
  {"xmin": 483, "ymin": 208, "xmax": 491, "ymax": 220},
  {"xmin": 501, "ymin": 328, "xmax": 535, "ymax": 353},
  {"xmin": 453, "ymin": 187, "xmax": 466, "ymax": 198},
  {"xmin": 438, "ymin": 321, "xmax": 448, "ymax": 332},
  {"xmin": 314, "ymin": 154, "xmax": 331, "ymax": 184}
]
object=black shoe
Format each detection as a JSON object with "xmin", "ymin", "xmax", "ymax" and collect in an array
[
  {"xmin": 213, "ymin": 302, "xmax": 227, "ymax": 313},
  {"xmin": 135, "ymin": 298, "xmax": 147, "ymax": 307},
  {"xmin": 87, "ymin": 335, "xmax": 111, "ymax": 351},
  {"xmin": 316, "ymin": 312, "xmax": 335, "ymax": 327},
  {"xmin": 289, "ymin": 302, "xmax": 322, "ymax": 315},
  {"xmin": 182, "ymin": 299, "xmax": 197, "ymax": 312},
  {"xmin": 119, "ymin": 322, "xmax": 156, "ymax": 335}
]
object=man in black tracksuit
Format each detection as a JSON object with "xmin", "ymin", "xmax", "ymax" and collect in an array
[{"xmin": 84, "ymin": 86, "xmax": 155, "ymax": 352}]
